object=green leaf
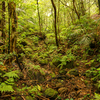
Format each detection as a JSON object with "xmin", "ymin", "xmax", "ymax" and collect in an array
[
  {"xmin": 97, "ymin": 68, "xmax": 100, "ymax": 71},
  {"xmin": 0, "ymin": 62, "xmax": 4, "ymax": 65},
  {"xmin": 57, "ymin": 96, "xmax": 61, "ymax": 99},
  {"xmin": 0, "ymin": 83, "xmax": 14, "ymax": 92},
  {"xmin": 65, "ymin": 99, "xmax": 69, "ymax": 100},
  {"xmin": 94, "ymin": 93, "xmax": 100, "ymax": 100},
  {"xmin": 3, "ymin": 70, "xmax": 19, "ymax": 78}
]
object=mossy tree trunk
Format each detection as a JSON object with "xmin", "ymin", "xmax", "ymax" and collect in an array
[
  {"xmin": 2, "ymin": 1, "xmax": 6, "ymax": 53},
  {"xmin": 37, "ymin": 0, "xmax": 41, "ymax": 34},
  {"xmin": 98, "ymin": 0, "xmax": 100, "ymax": 14},
  {"xmin": 8, "ymin": 2, "xmax": 17, "ymax": 53},
  {"xmin": 51, "ymin": 0, "xmax": 59, "ymax": 47},
  {"xmin": 73, "ymin": 0, "xmax": 80, "ymax": 19}
]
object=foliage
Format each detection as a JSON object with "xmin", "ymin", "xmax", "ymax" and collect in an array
[
  {"xmin": 0, "ymin": 70, "xmax": 19, "ymax": 93},
  {"xmin": 94, "ymin": 93, "xmax": 100, "ymax": 100},
  {"xmin": 58, "ymin": 49, "xmax": 75, "ymax": 69}
]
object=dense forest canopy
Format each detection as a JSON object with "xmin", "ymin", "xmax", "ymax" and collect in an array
[{"xmin": 0, "ymin": 0, "xmax": 100, "ymax": 100}]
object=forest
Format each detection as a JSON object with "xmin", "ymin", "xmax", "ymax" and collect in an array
[{"xmin": 0, "ymin": 0, "xmax": 100, "ymax": 100}]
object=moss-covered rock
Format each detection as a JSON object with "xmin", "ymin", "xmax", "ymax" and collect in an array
[
  {"xmin": 68, "ymin": 68, "xmax": 79, "ymax": 76},
  {"xmin": 44, "ymin": 88, "xmax": 58, "ymax": 98}
]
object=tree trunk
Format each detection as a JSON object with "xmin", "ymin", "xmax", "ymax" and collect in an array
[
  {"xmin": 80, "ymin": 0, "xmax": 85, "ymax": 16},
  {"xmin": 73, "ymin": 0, "xmax": 80, "ymax": 19},
  {"xmin": 51, "ymin": 0, "xmax": 59, "ymax": 47},
  {"xmin": 2, "ymin": 1, "xmax": 6, "ymax": 53},
  {"xmin": 8, "ymin": 2, "xmax": 17, "ymax": 53},
  {"xmin": 37, "ymin": 0, "xmax": 41, "ymax": 33},
  {"xmin": 98, "ymin": 0, "xmax": 100, "ymax": 14}
]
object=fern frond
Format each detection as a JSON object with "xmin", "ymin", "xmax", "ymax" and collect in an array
[
  {"xmin": 3, "ymin": 70, "xmax": 19, "ymax": 78},
  {"xmin": 0, "ymin": 83, "xmax": 14, "ymax": 92}
]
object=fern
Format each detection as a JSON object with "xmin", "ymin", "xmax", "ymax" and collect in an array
[
  {"xmin": 0, "ymin": 83, "xmax": 14, "ymax": 92},
  {"xmin": 3, "ymin": 70, "xmax": 19, "ymax": 78},
  {"xmin": 0, "ymin": 70, "xmax": 19, "ymax": 93}
]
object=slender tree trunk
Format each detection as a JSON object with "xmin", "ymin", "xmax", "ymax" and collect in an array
[
  {"xmin": 2, "ymin": 1, "xmax": 6, "ymax": 53},
  {"xmin": 57, "ymin": 0, "xmax": 61, "ymax": 43},
  {"xmin": 80, "ymin": 0, "xmax": 85, "ymax": 16},
  {"xmin": 73, "ymin": 0, "xmax": 80, "ymax": 19},
  {"xmin": 51, "ymin": 0, "xmax": 59, "ymax": 47},
  {"xmin": 37, "ymin": 0, "xmax": 41, "ymax": 33},
  {"xmin": 8, "ymin": 3, "xmax": 11, "ymax": 54},
  {"xmin": 98, "ymin": 0, "xmax": 100, "ymax": 14},
  {"xmin": 89, "ymin": 0, "xmax": 90, "ymax": 16}
]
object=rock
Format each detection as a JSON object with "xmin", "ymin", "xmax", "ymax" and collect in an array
[
  {"xmin": 68, "ymin": 68, "xmax": 79, "ymax": 76},
  {"xmin": 44, "ymin": 88, "xmax": 58, "ymax": 98},
  {"xmin": 58, "ymin": 87, "xmax": 68, "ymax": 93}
]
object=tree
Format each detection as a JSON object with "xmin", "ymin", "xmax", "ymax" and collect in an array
[
  {"xmin": 37, "ymin": 0, "xmax": 41, "ymax": 33},
  {"xmin": 98, "ymin": 0, "xmax": 100, "ymax": 14},
  {"xmin": 51, "ymin": 0, "xmax": 59, "ymax": 47}
]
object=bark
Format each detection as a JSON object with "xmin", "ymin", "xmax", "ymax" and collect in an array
[
  {"xmin": 51, "ymin": 0, "xmax": 59, "ymax": 47},
  {"xmin": 98, "ymin": 0, "xmax": 100, "ymax": 14},
  {"xmin": 73, "ymin": 0, "xmax": 80, "ymax": 19},
  {"xmin": 57, "ymin": 0, "xmax": 60, "ymax": 42},
  {"xmin": 8, "ymin": 2, "xmax": 17, "ymax": 53},
  {"xmin": 2, "ymin": 1, "xmax": 6, "ymax": 53},
  {"xmin": 8, "ymin": 3, "xmax": 11, "ymax": 54},
  {"xmin": 37, "ymin": 0, "xmax": 41, "ymax": 33},
  {"xmin": 80, "ymin": 0, "xmax": 85, "ymax": 16}
]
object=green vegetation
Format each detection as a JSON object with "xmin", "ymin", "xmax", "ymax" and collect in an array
[{"xmin": 0, "ymin": 0, "xmax": 100, "ymax": 100}]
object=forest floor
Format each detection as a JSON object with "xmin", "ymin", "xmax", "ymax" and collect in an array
[{"xmin": 1, "ymin": 14, "xmax": 100, "ymax": 100}]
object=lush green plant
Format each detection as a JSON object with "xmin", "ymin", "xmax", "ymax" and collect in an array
[
  {"xmin": 0, "ymin": 70, "xmax": 19, "ymax": 93},
  {"xmin": 97, "ymin": 54, "xmax": 100, "ymax": 62},
  {"xmin": 58, "ymin": 51, "xmax": 75, "ymax": 69},
  {"xmin": 94, "ymin": 93, "xmax": 100, "ymax": 100}
]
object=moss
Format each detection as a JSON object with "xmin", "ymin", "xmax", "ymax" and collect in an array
[{"xmin": 44, "ymin": 88, "xmax": 58, "ymax": 98}]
